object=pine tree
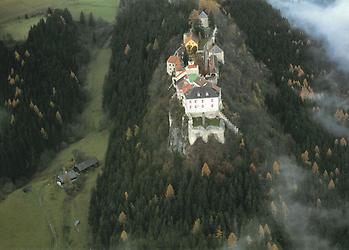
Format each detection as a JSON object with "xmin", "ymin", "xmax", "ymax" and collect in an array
[
  {"xmin": 80, "ymin": 11, "xmax": 85, "ymax": 24},
  {"xmin": 88, "ymin": 12, "xmax": 96, "ymax": 27}
]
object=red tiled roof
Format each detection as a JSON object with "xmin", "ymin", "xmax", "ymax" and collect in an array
[
  {"xmin": 187, "ymin": 64, "xmax": 198, "ymax": 69},
  {"xmin": 176, "ymin": 70, "xmax": 186, "ymax": 77},
  {"xmin": 194, "ymin": 77, "xmax": 210, "ymax": 86},
  {"xmin": 181, "ymin": 84, "xmax": 193, "ymax": 94},
  {"xmin": 167, "ymin": 55, "xmax": 181, "ymax": 64},
  {"xmin": 176, "ymin": 64, "xmax": 184, "ymax": 71}
]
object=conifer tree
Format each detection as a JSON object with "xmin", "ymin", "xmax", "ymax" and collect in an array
[
  {"xmin": 88, "ymin": 12, "xmax": 96, "ymax": 27},
  {"xmin": 80, "ymin": 11, "xmax": 86, "ymax": 24}
]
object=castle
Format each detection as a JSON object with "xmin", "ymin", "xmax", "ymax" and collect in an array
[{"xmin": 167, "ymin": 11, "xmax": 236, "ymax": 145}]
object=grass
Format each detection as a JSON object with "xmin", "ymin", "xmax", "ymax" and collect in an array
[
  {"xmin": 192, "ymin": 117, "xmax": 221, "ymax": 128},
  {"xmin": 0, "ymin": 48, "xmax": 113, "ymax": 249},
  {"xmin": 0, "ymin": 0, "xmax": 119, "ymax": 40}
]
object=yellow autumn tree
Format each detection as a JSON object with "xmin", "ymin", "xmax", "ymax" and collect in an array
[
  {"xmin": 340, "ymin": 137, "xmax": 347, "ymax": 146},
  {"xmin": 216, "ymin": 226, "xmax": 223, "ymax": 239},
  {"xmin": 327, "ymin": 148, "xmax": 332, "ymax": 157},
  {"xmin": 240, "ymin": 138, "xmax": 245, "ymax": 149},
  {"xmin": 272, "ymin": 161, "xmax": 280, "ymax": 174},
  {"xmin": 270, "ymin": 243, "xmax": 279, "ymax": 250},
  {"xmin": 56, "ymin": 111, "xmax": 63, "ymax": 124},
  {"xmin": 118, "ymin": 211, "xmax": 127, "ymax": 225},
  {"xmin": 328, "ymin": 179, "xmax": 335, "ymax": 190},
  {"xmin": 120, "ymin": 230, "xmax": 128, "ymax": 241},
  {"xmin": 314, "ymin": 145, "xmax": 320, "ymax": 154},
  {"xmin": 189, "ymin": 9, "xmax": 200, "ymax": 26},
  {"xmin": 24, "ymin": 50, "xmax": 30, "ymax": 58},
  {"xmin": 266, "ymin": 172, "xmax": 272, "ymax": 181},
  {"xmin": 301, "ymin": 150, "xmax": 309, "ymax": 163},
  {"xmin": 258, "ymin": 224, "xmax": 265, "ymax": 238},
  {"xmin": 227, "ymin": 232, "xmax": 238, "ymax": 246},
  {"xmin": 199, "ymin": 0, "xmax": 208, "ymax": 10},
  {"xmin": 312, "ymin": 162, "xmax": 319, "ymax": 174},
  {"xmin": 40, "ymin": 127, "xmax": 48, "ymax": 139},
  {"xmin": 15, "ymin": 87, "xmax": 22, "ymax": 97},
  {"xmin": 124, "ymin": 44, "xmax": 131, "ymax": 55},
  {"xmin": 282, "ymin": 201, "xmax": 288, "ymax": 216},
  {"xmin": 14, "ymin": 51, "xmax": 21, "ymax": 61},
  {"xmin": 208, "ymin": 0, "xmax": 220, "ymax": 13},
  {"xmin": 153, "ymin": 38, "xmax": 159, "ymax": 50},
  {"xmin": 323, "ymin": 170, "xmax": 329, "ymax": 179},
  {"xmin": 10, "ymin": 114, "xmax": 15, "ymax": 125},
  {"xmin": 250, "ymin": 163, "xmax": 257, "ymax": 172},
  {"xmin": 335, "ymin": 168, "xmax": 340, "ymax": 176},
  {"xmin": 271, "ymin": 201, "xmax": 277, "ymax": 215},
  {"xmin": 165, "ymin": 184, "xmax": 175, "ymax": 198},
  {"xmin": 264, "ymin": 224, "xmax": 271, "ymax": 235},
  {"xmin": 201, "ymin": 162, "xmax": 211, "ymax": 177},
  {"xmin": 126, "ymin": 127, "xmax": 133, "ymax": 141},
  {"xmin": 192, "ymin": 218, "xmax": 201, "ymax": 234}
]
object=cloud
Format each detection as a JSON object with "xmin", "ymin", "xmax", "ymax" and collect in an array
[
  {"xmin": 267, "ymin": 0, "xmax": 349, "ymax": 72},
  {"xmin": 273, "ymin": 156, "xmax": 339, "ymax": 250}
]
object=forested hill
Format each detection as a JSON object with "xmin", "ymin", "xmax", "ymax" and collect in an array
[
  {"xmin": 0, "ymin": 9, "xmax": 86, "ymax": 182},
  {"xmin": 222, "ymin": 0, "xmax": 349, "ymax": 249},
  {"xmin": 89, "ymin": 0, "xmax": 290, "ymax": 249}
]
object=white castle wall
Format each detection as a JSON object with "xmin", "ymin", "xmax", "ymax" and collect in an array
[{"xmin": 188, "ymin": 118, "xmax": 225, "ymax": 145}]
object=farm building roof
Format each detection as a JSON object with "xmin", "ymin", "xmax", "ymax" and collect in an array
[
  {"xmin": 57, "ymin": 170, "xmax": 78, "ymax": 183},
  {"xmin": 75, "ymin": 158, "xmax": 99, "ymax": 172}
]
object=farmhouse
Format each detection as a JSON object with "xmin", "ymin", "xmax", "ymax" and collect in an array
[
  {"xmin": 74, "ymin": 158, "xmax": 99, "ymax": 172},
  {"xmin": 57, "ymin": 169, "xmax": 78, "ymax": 185}
]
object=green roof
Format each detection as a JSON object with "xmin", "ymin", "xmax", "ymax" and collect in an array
[{"xmin": 188, "ymin": 74, "xmax": 198, "ymax": 82}]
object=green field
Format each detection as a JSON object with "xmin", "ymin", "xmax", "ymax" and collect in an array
[
  {"xmin": 192, "ymin": 117, "xmax": 221, "ymax": 128},
  {"xmin": 0, "ymin": 48, "xmax": 112, "ymax": 249},
  {"xmin": 0, "ymin": 0, "xmax": 118, "ymax": 40}
]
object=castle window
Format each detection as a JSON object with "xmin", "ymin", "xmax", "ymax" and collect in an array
[
  {"xmin": 202, "ymin": 105, "xmax": 204, "ymax": 108},
  {"xmin": 194, "ymin": 105, "xmax": 197, "ymax": 108},
  {"xmin": 211, "ymin": 99, "xmax": 213, "ymax": 102},
  {"xmin": 201, "ymin": 100, "xmax": 204, "ymax": 103},
  {"xmin": 211, "ymin": 104, "xmax": 214, "ymax": 108}
]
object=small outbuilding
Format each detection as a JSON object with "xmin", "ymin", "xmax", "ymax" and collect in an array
[
  {"xmin": 74, "ymin": 158, "xmax": 99, "ymax": 172},
  {"xmin": 199, "ymin": 11, "xmax": 209, "ymax": 28},
  {"xmin": 57, "ymin": 169, "xmax": 78, "ymax": 185}
]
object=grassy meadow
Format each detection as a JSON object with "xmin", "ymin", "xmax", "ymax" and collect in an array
[
  {"xmin": 0, "ymin": 0, "xmax": 118, "ymax": 40},
  {"xmin": 0, "ymin": 48, "xmax": 113, "ymax": 249}
]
